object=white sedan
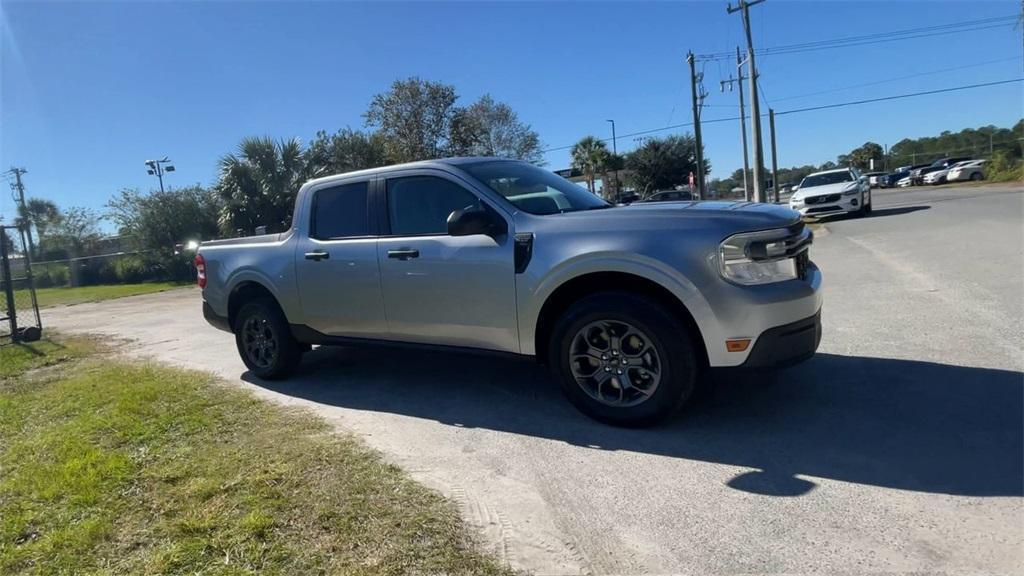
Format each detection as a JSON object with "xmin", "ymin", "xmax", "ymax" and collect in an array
[
  {"xmin": 923, "ymin": 161, "xmax": 973, "ymax": 185},
  {"xmin": 789, "ymin": 168, "xmax": 872, "ymax": 217},
  {"xmin": 947, "ymin": 159, "xmax": 987, "ymax": 182}
]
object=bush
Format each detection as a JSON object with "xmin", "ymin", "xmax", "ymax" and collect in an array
[
  {"xmin": 111, "ymin": 255, "xmax": 152, "ymax": 284},
  {"xmin": 987, "ymin": 150, "xmax": 1023, "ymax": 183},
  {"xmin": 33, "ymin": 263, "xmax": 70, "ymax": 288}
]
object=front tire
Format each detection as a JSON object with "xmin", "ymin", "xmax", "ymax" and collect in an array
[
  {"xmin": 857, "ymin": 191, "xmax": 872, "ymax": 216},
  {"xmin": 234, "ymin": 298, "xmax": 303, "ymax": 380},
  {"xmin": 548, "ymin": 292, "xmax": 699, "ymax": 427}
]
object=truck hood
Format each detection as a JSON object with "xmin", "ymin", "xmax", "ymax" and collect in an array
[
  {"xmin": 541, "ymin": 201, "xmax": 801, "ymax": 234},
  {"xmin": 791, "ymin": 182, "xmax": 856, "ymax": 201}
]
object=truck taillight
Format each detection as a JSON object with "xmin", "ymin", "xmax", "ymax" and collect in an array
[{"xmin": 194, "ymin": 253, "xmax": 207, "ymax": 289}]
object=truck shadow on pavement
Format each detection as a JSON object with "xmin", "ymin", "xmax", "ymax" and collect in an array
[{"xmin": 243, "ymin": 348, "xmax": 1023, "ymax": 498}]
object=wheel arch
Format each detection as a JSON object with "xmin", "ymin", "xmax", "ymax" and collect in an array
[
  {"xmin": 228, "ymin": 281, "xmax": 284, "ymax": 331},
  {"xmin": 533, "ymin": 271, "xmax": 709, "ymax": 369}
]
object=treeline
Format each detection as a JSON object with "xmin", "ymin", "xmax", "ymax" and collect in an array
[
  {"xmin": 13, "ymin": 78, "xmax": 545, "ymax": 285},
  {"xmin": 889, "ymin": 120, "xmax": 1023, "ymax": 166},
  {"xmin": 712, "ymin": 120, "xmax": 1023, "ymax": 194},
  {"xmin": 569, "ymin": 134, "xmax": 708, "ymax": 199}
]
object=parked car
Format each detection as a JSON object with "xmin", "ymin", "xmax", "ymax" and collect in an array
[
  {"xmin": 615, "ymin": 192, "xmax": 641, "ymax": 205},
  {"xmin": 641, "ymin": 189, "xmax": 695, "ymax": 202},
  {"xmin": 946, "ymin": 159, "xmax": 988, "ymax": 182},
  {"xmin": 864, "ymin": 172, "xmax": 887, "ymax": 188},
  {"xmin": 879, "ymin": 169, "xmax": 910, "ymax": 188},
  {"xmin": 896, "ymin": 176, "xmax": 913, "ymax": 188},
  {"xmin": 789, "ymin": 167, "xmax": 871, "ymax": 217},
  {"xmin": 197, "ymin": 158, "xmax": 822, "ymax": 426},
  {"xmin": 923, "ymin": 160, "xmax": 974, "ymax": 185},
  {"xmin": 911, "ymin": 157, "xmax": 970, "ymax": 185}
]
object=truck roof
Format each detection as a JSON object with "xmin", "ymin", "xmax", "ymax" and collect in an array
[{"xmin": 303, "ymin": 156, "xmax": 509, "ymax": 188}]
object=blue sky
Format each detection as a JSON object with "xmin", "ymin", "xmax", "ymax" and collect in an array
[{"xmin": 2, "ymin": 1, "xmax": 1021, "ymax": 226}]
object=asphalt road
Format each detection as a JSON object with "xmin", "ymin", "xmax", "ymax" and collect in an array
[{"xmin": 45, "ymin": 184, "xmax": 1023, "ymax": 574}]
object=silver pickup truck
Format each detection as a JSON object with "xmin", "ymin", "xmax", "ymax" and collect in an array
[{"xmin": 198, "ymin": 158, "xmax": 822, "ymax": 425}]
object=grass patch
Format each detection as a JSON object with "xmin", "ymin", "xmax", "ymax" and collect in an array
[
  {"xmin": 22, "ymin": 282, "xmax": 190, "ymax": 308},
  {"xmin": 0, "ymin": 336, "xmax": 98, "ymax": 379},
  {"xmin": 0, "ymin": 339, "xmax": 512, "ymax": 575}
]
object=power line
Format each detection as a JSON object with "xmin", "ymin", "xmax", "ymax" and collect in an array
[
  {"xmin": 773, "ymin": 78, "xmax": 1023, "ymax": 116},
  {"xmin": 769, "ymin": 55, "xmax": 1024, "ymax": 103},
  {"xmin": 697, "ymin": 15, "xmax": 1018, "ymax": 61},
  {"xmin": 542, "ymin": 78, "xmax": 1023, "ymax": 154}
]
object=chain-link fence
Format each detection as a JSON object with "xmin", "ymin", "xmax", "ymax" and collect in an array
[{"xmin": 0, "ymin": 225, "xmax": 42, "ymax": 343}]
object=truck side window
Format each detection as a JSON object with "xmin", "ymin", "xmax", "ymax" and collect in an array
[
  {"xmin": 387, "ymin": 176, "xmax": 481, "ymax": 236},
  {"xmin": 311, "ymin": 182, "xmax": 370, "ymax": 239}
]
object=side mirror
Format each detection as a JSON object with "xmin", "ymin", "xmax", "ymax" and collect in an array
[{"xmin": 447, "ymin": 206, "xmax": 506, "ymax": 237}]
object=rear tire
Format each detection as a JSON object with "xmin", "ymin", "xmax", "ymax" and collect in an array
[
  {"xmin": 548, "ymin": 292, "xmax": 699, "ymax": 427},
  {"xmin": 234, "ymin": 298, "xmax": 303, "ymax": 380},
  {"xmin": 970, "ymin": 172, "xmax": 983, "ymax": 182}
]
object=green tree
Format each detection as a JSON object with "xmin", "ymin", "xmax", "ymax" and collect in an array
[
  {"xmin": 840, "ymin": 142, "xmax": 885, "ymax": 171},
  {"xmin": 623, "ymin": 134, "xmax": 705, "ymax": 198},
  {"xmin": 107, "ymin": 185, "xmax": 222, "ymax": 279},
  {"xmin": 215, "ymin": 136, "xmax": 307, "ymax": 236},
  {"xmin": 44, "ymin": 206, "xmax": 101, "ymax": 258},
  {"xmin": 305, "ymin": 128, "xmax": 389, "ymax": 177},
  {"xmin": 570, "ymin": 136, "xmax": 610, "ymax": 195},
  {"xmin": 364, "ymin": 77, "xmax": 458, "ymax": 163},
  {"xmin": 449, "ymin": 95, "xmax": 544, "ymax": 163}
]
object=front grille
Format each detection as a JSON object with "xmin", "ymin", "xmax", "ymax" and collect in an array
[
  {"xmin": 807, "ymin": 205, "xmax": 843, "ymax": 214},
  {"xmin": 804, "ymin": 193, "xmax": 841, "ymax": 205}
]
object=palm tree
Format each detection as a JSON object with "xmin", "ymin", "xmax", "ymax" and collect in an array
[
  {"xmin": 215, "ymin": 136, "xmax": 307, "ymax": 236},
  {"xmin": 571, "ymin": 136, "xmax": 610, "ymax": 195},
  {"xmin": 15, "ymin": 198, "xmax": 60, "ymax": 257}
]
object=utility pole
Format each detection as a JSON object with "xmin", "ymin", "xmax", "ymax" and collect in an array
[
  {"xmin": 768, "ymin": 108, "xmax": 779, "ymax": 204},
  {"xmin": 606, "ymin": 119, "xmax": 620, "ymax": 197},
  {"xmin": 720, "ymin": 47, "xmax": 751, "ymax": 201},
  {"xmin": 6, "ymin": 167, "xmax": 36, "ymax": 258},
  {"xmin": 687, "ymin": 51, "xmax": 707, "ymax": 200},
  {"xmin": 728, "ymin": 0, "xmax": 766, "ymax": 202}
]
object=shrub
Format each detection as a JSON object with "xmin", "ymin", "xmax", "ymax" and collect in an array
[
  {"xmin": 987, "ymin": 150, "xmax": 1023, "ymax": 183},
  {"xmin": 111, "ymin": 255, "xmax": 153, "ymax": 284},
  {"xmin": 33, "ymin": 263, "xmax": 70, "ymax": 288}
]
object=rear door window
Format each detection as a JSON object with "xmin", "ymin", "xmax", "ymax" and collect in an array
[{"xmin": 311, "ymin": 181, "xmax": 370, "ymax": 239}]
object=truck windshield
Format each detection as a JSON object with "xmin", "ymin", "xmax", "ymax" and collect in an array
[{"xmin": 461, "ymin": 160, "xmax": 610, "ymax": 215}]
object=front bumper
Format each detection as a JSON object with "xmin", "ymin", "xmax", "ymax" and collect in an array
[
  {"xmin": 738, "ymin": 309, "xmax": 821, "ymax": 368},
  {"xmin": 790, "ymin": 194, "xmax": 861, "ymax": 216}
]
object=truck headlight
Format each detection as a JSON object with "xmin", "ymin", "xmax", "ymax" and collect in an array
[{"xmin": 719, "ymin": 229, "xmax": 804, "ymax": 285}]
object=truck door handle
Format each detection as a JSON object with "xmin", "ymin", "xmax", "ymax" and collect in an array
[
  {"xmin": 387, "ymin": 248, "xmax": 419, "ymax": 260},
  {"xmin": 304, "ymin": 250, "xmax": 330, "ymax": 261}
]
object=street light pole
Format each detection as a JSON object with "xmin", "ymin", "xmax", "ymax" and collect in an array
[{"xmin": 144, "ymin": 157, "xmax": 175, "ymax": 193}]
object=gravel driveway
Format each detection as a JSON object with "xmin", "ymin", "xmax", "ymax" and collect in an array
[{"xmin": 44, "ymin": 185, "xmax": 1023, "ymax": 574}]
